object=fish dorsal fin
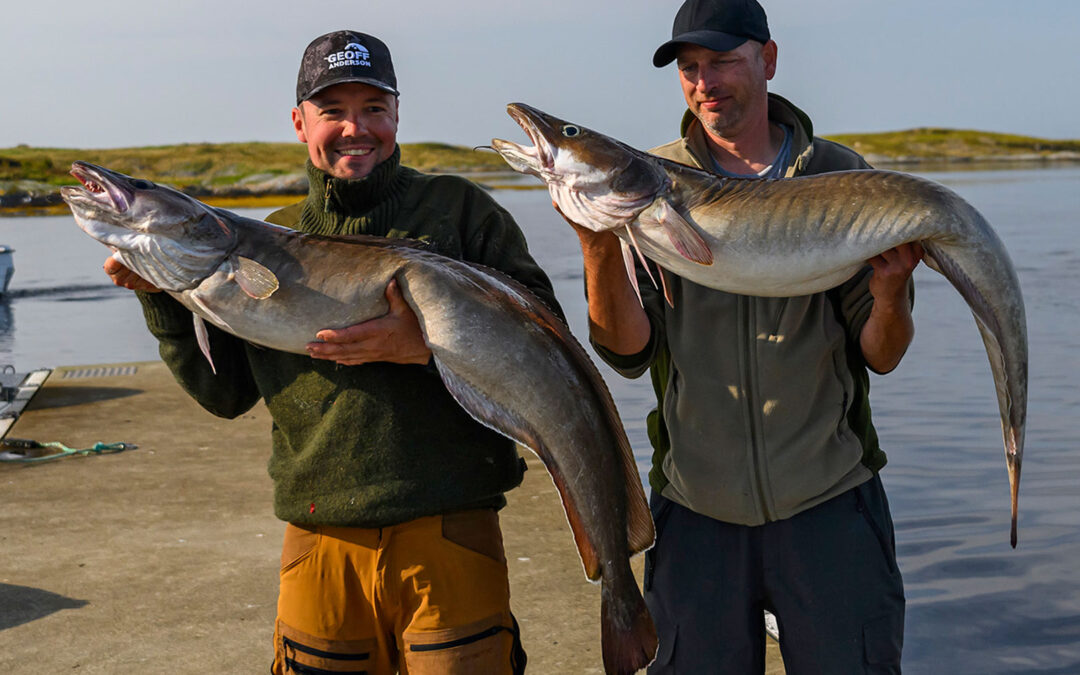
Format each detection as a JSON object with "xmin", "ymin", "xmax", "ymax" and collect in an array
[
  {"xmin": 233, "ymin": 256, "xmax": 279, "ymax": 300},
  {"xmin": 192, "ymin": 315, "xmax": 217, "ymax": 375},
  {"xmin": 640, "ymin": 198, "xmax": 713, "ymax": 266}
]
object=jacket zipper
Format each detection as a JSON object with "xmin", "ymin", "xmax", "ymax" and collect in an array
[{"xmin": 741, "ymin": 296, "xmax": 775, "ymax": 522}]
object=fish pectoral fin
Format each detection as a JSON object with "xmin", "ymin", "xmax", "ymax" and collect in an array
[
  {"xmin": 233, "ymin": 256, "xmax": 280, "ymax": 300},
  {"xmin": 641, "ymin": 199, "xmax": 714, "ymax": 266},
  {"xmin": 192, "ymin": 315, "xmax": 217, "ymax": 375}
]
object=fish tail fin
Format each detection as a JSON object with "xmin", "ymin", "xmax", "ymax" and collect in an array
[
  {"xmin": 923, "ymin": 231, "xmax": 1027, "ymax": 548},
  {"xmin": 1007, "ymin": 425, "xmax": 1022, "ymax": 548},
  {"xmin": 601, "ymin": 577, "xmax": 657, "ymax": 674}
]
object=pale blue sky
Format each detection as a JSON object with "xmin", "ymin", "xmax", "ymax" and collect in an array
[{"xmin": 4, "ymin": 1, "xmax": 1078, "ymax": 151}]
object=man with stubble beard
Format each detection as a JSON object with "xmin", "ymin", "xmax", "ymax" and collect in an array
[{"xmin": 563, "ymin": 1, "xmax": 919, "ymax": 672}]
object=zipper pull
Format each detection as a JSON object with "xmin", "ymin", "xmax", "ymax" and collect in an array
[{"xmin": 323, "ymin": 177, "xmax": 333, "ymax": 213}]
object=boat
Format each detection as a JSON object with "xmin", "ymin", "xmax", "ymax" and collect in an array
[
  {"xmin": 0, "ymin": 245, "xmax": 13, "ymax": 294},
  {"xmin": 0, "ymin": 366, "xmax": 51, "ymax": 441}
]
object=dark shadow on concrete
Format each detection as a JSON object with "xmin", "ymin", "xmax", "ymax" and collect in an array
[
  {"xmin": 25, "ymin": 386, "xmax": 143, "ymax": 410},
  {"xmin": 0, "ymin": 583, "xmax": 88, "ymax": 631}
]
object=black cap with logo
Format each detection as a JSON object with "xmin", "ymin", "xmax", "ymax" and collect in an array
[
  {"xmin": 296, "ymin": 30, "xmax": 399, "ymax": 105},
  {"xmin": 653, "ymin": 0, "xmax": 770, "ymax": 67}
]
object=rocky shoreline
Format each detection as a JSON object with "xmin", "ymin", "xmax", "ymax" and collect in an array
[
  {"xmin": 0, "ymin": 173, "xmax": 311, "ymax": 211},
  {"xmin": 862, "ymin": 151, "xmax": 1080, "ymax": 166},
  {"xmin": 0, "ymin": 171, "xmax": 540, "ymax": 213}
]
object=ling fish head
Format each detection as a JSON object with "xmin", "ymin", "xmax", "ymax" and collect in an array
[
  {"xmin": 61, "ymin": 161, "xmax": 236, "ymax": 291},
  {"xmin": 492, "ymin": 103, "xmax": 669, "ymax": 232}
]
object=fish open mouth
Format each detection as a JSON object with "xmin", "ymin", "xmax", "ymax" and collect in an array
[
  {"xmin": 60, "ymin": 161, "xmax": 133, "ymax": 213},
  {"xmin": 490, "ymin": 103, "xmax": 556, "ymax": 176}
]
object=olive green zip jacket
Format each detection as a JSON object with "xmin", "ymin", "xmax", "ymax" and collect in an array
[
  {"xmin": 137, "ymin": 149, "xmax": 562, "ymax": 527},
  {"xmin": 596, "ymin": 95, "xmax": 901, "ymax": 526}
]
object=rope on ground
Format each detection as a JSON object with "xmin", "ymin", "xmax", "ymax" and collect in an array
[{"xmin": 0, "ymin": 438, "xmax": 137, "ymax": 463}]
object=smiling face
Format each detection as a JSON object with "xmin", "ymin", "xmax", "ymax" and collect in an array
[
  {"xmin": 292, "ymin": 82, "xmax": 399, "ymax": 180},
  {"xmin": 676, "ymin": 40, "xmax": 776, "ymax": 141}
]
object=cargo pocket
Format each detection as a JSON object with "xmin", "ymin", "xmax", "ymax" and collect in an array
[
  {"xmin": 404, "ymin": 613, "xmax": 520, "ymax": 675},
  {"xmin": 854, "ymin": 483, "xmax": 900, "ymax": 576},
  {"xmin": 649, "ymin": 619, "xmax": 678, "ymax": 673},
  {"xmin": 280, "ymin": 524, "xmax": 319, "ymax": 575},
  {"xmin": 275, "ymin": 619, "xmax": 375, "ymax": 675},
  {"xmin": 441, "ymin": 509, "xmax": 506, "ymax": 564},
  {"xmin": 644, "ymin": 495, "xmax": 674, "ymax": 592},
  {"xmin": 863, "ymin": 611, "xmax": 903, "ymax": 673}
]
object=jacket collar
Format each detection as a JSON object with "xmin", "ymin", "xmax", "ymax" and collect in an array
[{"xmin": 304, "ymin": 144, "xmax": 403, "ymax": 217}]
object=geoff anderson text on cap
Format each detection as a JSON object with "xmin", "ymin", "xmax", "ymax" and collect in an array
[{"xmin": 296, "ymin": 30, "xmax": 399, "ymax": 105}]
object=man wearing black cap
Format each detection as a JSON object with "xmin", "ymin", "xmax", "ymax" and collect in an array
[
  {"xmin": 569, "ymin": 0, "xmax": 916, "ymax": 672},
  {"xmin": 108, "ymin": 29, "xmax": 556, "ymax": 675}
]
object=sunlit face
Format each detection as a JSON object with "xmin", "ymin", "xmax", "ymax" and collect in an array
[
  {"xmin": 292, "ymin": 82, "xmax": 399, "ymax": 180},
  {"xmin": 676, "ymin": 40, "xmax": 776, "ymax": 141}
]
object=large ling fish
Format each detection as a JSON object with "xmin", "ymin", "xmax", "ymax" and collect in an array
[
  {"xmin": 492, "ymin": 102, "xmax": 1028, "ymax": 548},
  {"xmin": 61, "ymin": 161, "xmax": 657, "ymax": 674}
]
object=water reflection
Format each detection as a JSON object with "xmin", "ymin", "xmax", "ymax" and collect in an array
[
  {"xmin": 0, "ymin": 296, "xmax": 12, "ymax": 359},
  {"xmin": 497, "ymin": 168, "xmax": 1080, "ymax": 673},
  {"xmin": 0, "ymin": 296, "xmax": 12, "ymax": 333}
]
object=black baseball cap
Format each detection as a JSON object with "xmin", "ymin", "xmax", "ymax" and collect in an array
[
  {"xmin": 296, "ymin": 30, "xmax": 399, "ymax": 105},
  {"xmin": 653, "ymin": 0, "xmax": 770, "ymax": 67}
]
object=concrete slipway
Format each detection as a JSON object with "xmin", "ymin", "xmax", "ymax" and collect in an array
[{"xmin": 0, "ymin": 361, "xmax": 783, "ymax": 673}]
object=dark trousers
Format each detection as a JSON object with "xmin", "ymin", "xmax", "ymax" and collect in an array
[{"xmin": 644, "ymin": 475, "xmax": 905, "ymax": 674}]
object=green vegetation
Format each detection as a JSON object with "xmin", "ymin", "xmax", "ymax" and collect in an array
[
  {"xmin": 2, "ymin": 129, "xmax": 1078, "ymax": 215},
  {"xmin": 4, "ymin": 127, "xmax": 1078, "ymax": 189},
  {"xmin": 823, "ymin": 128, "xmax": 1080, "ymax": 162},
  {"xmin": 0, "ymin": 141, "xmax": 510, "ymax": 188},
  {"xmin": 400, "ymin": 142, "xmax": 512, "ymax": 173},
  {"xmin": 0, "ymin": 142, "xmax": 300, "ymax": 186}
]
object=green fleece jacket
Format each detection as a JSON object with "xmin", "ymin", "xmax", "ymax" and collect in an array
[
  {"xmin": 137, "ymin": 147, "xmax": 562, "ymax": 527},
  {"xmin": 595, "ymin": 95, "xmax": 907, "ymax": 526}
]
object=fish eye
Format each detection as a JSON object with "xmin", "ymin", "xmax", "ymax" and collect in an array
[
  {"xmin": 561, "ymin": 125, "xmax": 581, "ymax": 138},
  {"xmin": 132, "ymin": 179, "xmax": 154, "ymax": 190}
]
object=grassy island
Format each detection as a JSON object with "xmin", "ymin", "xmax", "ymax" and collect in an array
[{"xmin": 2, "ymin": 129, "xmax": 1078, "ymax": 215}]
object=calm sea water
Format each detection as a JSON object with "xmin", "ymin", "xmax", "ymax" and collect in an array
[{"xmin": 1, "ymin": 166, "xmax": 1078, "ymax": 673}]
